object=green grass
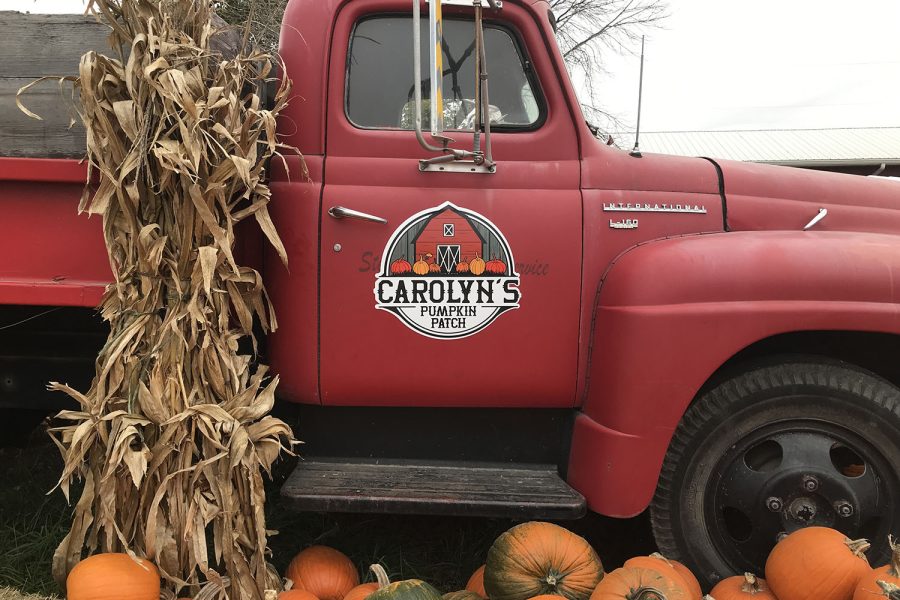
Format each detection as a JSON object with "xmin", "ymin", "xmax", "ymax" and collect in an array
[
  {"xmin": 0, "ymin": 420, "xmax": 654, "ymax": 597},
  {"xmin": 0, "ymin": 433, "xmax": 70, "ymax": 597}
]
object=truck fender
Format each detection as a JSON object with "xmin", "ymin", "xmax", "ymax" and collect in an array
[{"xmin": 567, "ymin": 230, "xmax": 900, "ymax": 517}]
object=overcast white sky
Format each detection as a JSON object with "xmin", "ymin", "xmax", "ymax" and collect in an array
[
  {"xmin": 4, "ymin": 0, "xmax": 899, "ymax": 135},
  {"xmin": 599, "ymin": 0, "xmax": 900, "ymax": 135}
]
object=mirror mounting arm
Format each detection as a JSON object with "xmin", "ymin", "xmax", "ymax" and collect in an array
[{"xmin": 412, "ymin": 0, "xmax": 498, "ymax": 173}]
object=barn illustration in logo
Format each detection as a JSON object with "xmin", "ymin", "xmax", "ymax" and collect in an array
[{"xmin": 374, "ymin": 202, "xmax": 522, "ymax": 339}]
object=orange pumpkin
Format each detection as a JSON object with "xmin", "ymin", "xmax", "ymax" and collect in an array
[
  {"xmin": 413, "ymin": 256, "xmax": 430, "ymax": 275},
  {"xmin": 391, "ymin": 259, "xmax": 412, "ymax": 275},
  {"xmin": 623, "ymin": 555, "xmax": 696, "ymax": 600},
  {"xmin": 854, "ymin": 537, "xmax": 900, "ymax": 600},
  {"xmin": 485, "ymin": 258, "xmax": 506, "ymax": 275},
  {"xmin": 429, "ymin": 263, "xmax": 441, "ymax": 273},
  {"xmin": 345, "ymin": 564, "xmax": 392, "ymax": 600},
  {"xmin": 590, "ymin": 565, "xmax": 688, "ymax": 600},
  {"xmin": 528, "ymin": 596, "xmax": 567, "ymax": 600},
  {"xmin": 469, "ymin": 255, "xmax": 486, "ymax": 276},
  {"xmin": 347, "ymin": 584, "xmax": 381, "ymax": 600},
  {"xmin": 765, "ymin": 527, "xmax": 871, "ymax": 600},
  {"xmin": 286, "ymin": 546, "xmax": 360, "ymax": 600},
  {"xmin": 709, "ymin": 573, "xmax": 776, "ymax": 599},
  {"xmin": 484, "ymin": 521, "xmax": 604, "ymax": 600},
  {"xmin": 66, "ymin": 553, "xmax": 160, "ymax": 600},
  {"xmin": 456, "ymin": 261, "xmax": 470, "ymax": 274},
  {"xmin": 467, "ymin": 565, "xmax": 487, "ymax": 599},
  {"xmin": 667, "ymin": 560, "xmax": 701, "ymax": 600},
  {"xmin": 282, "ymin": 592, "xmax": 323, "ymax": 600}
]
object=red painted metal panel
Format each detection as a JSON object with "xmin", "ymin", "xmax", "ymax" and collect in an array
[
  {"xmin": 278, "ymin": 0, "xmax": 342, "ymax": 155},
  {"xmin": 715, "ymin": 158, "xmax": 900, "ymax": 233},
  {"xmin": 568, "ymin": 230, "xmax": 900, "ymax": 516},
  {"xmin": 0, "ymin": 281, "xmax": 105, "ymax": 307},
  {"xmin": 266, "ymin": 154, "xmax": 323, "ymax": 404},
  {"xmin": 317, "ymin": 0, "xmax": 582, "ymax": 407},
  {"xmin": 0, "ymin": 157, "xmax": 87, "ymax": 183},
  {"xmin": 0, "ymin": 178, "xmax": 109, "ymax": 308},
  {"xmin": 574, "ymin": 140, "xmax": 725, "ymax": 406}
]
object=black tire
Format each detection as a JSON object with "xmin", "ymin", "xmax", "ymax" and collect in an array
[{"xmin": 651, "ymin": 360, "xmax": 900, "ymax": 589}]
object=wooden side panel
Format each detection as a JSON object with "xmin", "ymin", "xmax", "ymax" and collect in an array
[
  {"xmin": 0, "ymin": 12, "xmax": 110, "ymax": 158},
  {"xmin": 0, "ymin": 12, "xmax": 111, "ymax": 77},
  {"xmin": 0, "ymin": 11, "xmax": 241, "ymax": 158},
  {"xmin": 0, "ymin": 77, "xmax": 86, "ymax": 158}
]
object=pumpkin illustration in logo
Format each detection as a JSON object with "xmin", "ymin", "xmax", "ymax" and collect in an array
[
  {"xmin": 412, "ymin": 256, "xmax": 430, "ymax": 275},
  {"xmin": 485, "ymin": 258, "xmax": 506, "ymax": 275},
  {"xmin": 390, "ymin": 258, "xmax": 411, "ymax": 275},
  {"xmin": 469, "ymin": 255, "xmax": 486, "ymax": 276}
]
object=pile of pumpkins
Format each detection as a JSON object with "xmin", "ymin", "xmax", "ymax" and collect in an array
[
  {"xmin": 279, "ymin": 523, "xmax": 900, "ymax": 600},
  {"xmin": 62, "ymin": 521, "xmax": 900, "ymax": 600}
]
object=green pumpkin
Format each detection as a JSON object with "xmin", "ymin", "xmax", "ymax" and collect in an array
[
  {"xmin": 444, "ymin": 591, "xmax": 485, "ymax": 600},
  {"xmin": 369, "ymin": 580, "xmax": 444, "ymax": 600}
]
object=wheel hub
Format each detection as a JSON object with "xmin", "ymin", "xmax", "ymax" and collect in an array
[
  {"xmin": 787, "ymin": 496, "xmax": 819, "ymax": 525},
  {"xmin": 708, "ymin": 426, "xmax": 886, "ymax": 573}
]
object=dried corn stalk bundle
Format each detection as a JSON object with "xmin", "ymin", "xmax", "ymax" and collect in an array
[{"xmin": 20, "ymin": 0, "xmax": 301, "ymax": 597}]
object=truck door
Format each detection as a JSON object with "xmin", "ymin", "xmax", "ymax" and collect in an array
[{"xmin": 319, "ymin": 2, "xmax": 582, "ymax": 407}]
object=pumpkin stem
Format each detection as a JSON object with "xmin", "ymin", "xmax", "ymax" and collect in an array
[
  {"xmin": 878, "ymin": 581, "xmax": 900, "ymax": 600},
  {"xmin": 631, "ymin": 587, "xmax": 669, "ymax": 600},
  {"xmin": 369, "ymin": 564, "xmax": 391, "ymax": 589},
  {"xmin": 889, "ymin": 536, "xmax": 900, "ymax": 578},
  {"xmin": 846, "ymin": 537, "xmax": 872, "ymax": 560},
  {"xmin": 740, "ymin": 573, "xmax": 763, "ymax": 594},
  {"xmin": 649, "ymin": 552, "xmax": 674, "ymax": 566},
  {"xmin": 545, "ymin": 574, "xmax": 558, "ymax": 586}
]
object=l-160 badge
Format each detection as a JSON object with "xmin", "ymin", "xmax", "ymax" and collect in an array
[{"xmin": 374, "ymin": 202, "xmax": 521, "ymax": 339}]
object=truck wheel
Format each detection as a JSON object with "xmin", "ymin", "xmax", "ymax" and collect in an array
[{"xmin": 650, "ymin": 361, "xmax": 900, "ymax": 588}]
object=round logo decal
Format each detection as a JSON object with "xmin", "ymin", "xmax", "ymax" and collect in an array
[{"xmin": 374, "ymin": 202, "xmax": 521, "ymax": 339}]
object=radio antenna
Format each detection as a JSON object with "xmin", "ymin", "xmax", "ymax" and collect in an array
[{"xmin": 630, "ymin": 35, "xmax": 645, "ymax": 158}]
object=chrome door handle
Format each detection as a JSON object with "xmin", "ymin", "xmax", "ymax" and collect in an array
[{"xmin": 328, "ymin": 206, "xmax": 387, "ymax": 224}]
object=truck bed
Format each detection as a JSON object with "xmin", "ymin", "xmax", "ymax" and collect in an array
[{"xmin": 0, "ymin": 12, "xmax": 108, "ymax": 158}]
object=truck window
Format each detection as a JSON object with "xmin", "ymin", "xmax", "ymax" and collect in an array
[{"xmin": 346, "ymin": 16, "xmax": 542, "ymax": 131}]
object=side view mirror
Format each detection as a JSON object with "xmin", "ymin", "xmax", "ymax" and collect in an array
[
  {"xmin": 428, "ymin": 0, "xmax": 445, "ymax": 139},
  {"xmin": 411, "ymin": 0, "xmax": 502, "ymax": 173}
]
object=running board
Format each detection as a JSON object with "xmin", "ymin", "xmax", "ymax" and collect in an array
[{"xmin": 281, "ymin": 458, "xmax": 587, "ymax": 519}]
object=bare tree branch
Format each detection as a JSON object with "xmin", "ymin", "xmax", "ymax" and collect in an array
[
  {"xmin": 214, "ymin": 0, "xmax": 288, "ymax": 51},
  {"xmin": 550, "ymin": 0, "xmax": 668, "ymax": 135}
]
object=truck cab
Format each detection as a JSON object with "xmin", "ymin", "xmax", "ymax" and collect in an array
[{"xmin": 2, "ymin": 0, "xmax": 900, "ymax": 587}]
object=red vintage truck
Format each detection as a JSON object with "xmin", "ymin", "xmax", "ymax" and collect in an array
[{"xmin": 2, "ymin": 0, "xmax": 900, "ymax": 587}]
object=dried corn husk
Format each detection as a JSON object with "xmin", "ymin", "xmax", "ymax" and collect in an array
[{"xmin": 18, "ymin": 0, "xmax": 302, "ymax": 598}]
